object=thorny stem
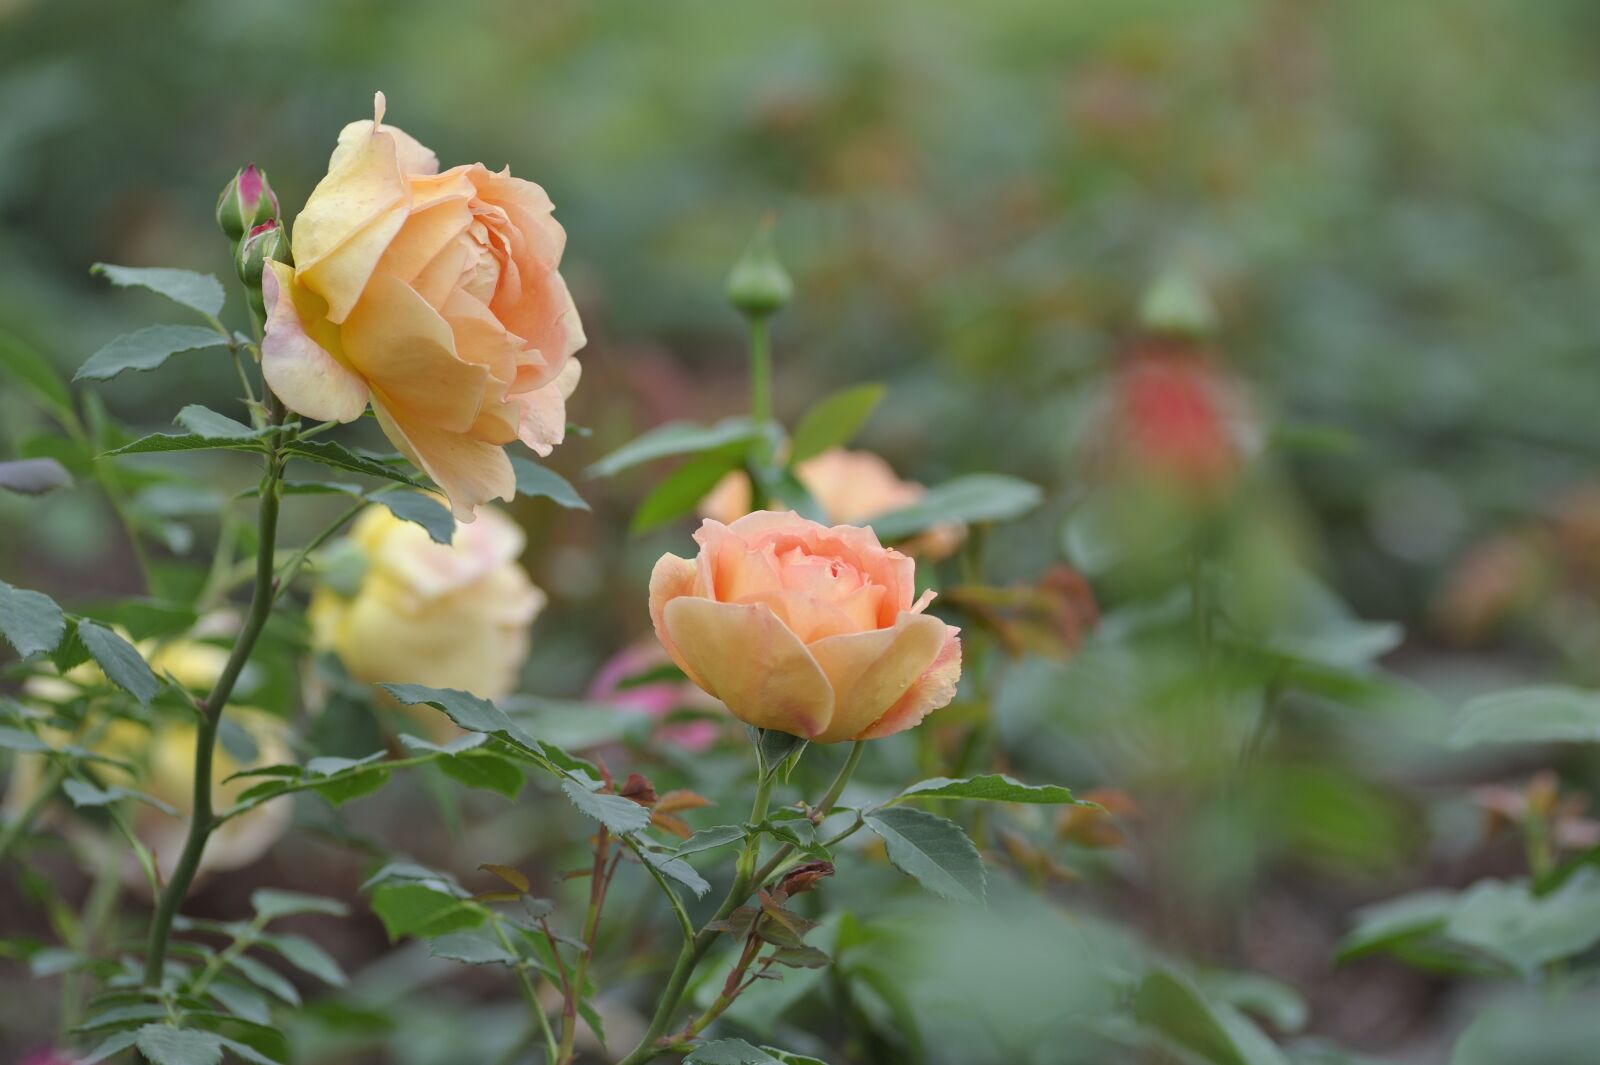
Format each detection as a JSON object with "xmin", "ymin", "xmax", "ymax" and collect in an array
[
  {"xmin": 492, "ymin": 915, "xmax": 559, "ymax": 1065},
  {"xmin": 558, "ymin": 825, "xmax": 615, "ymax": 1064},
  {"xmin": 142, "ymin": 400, "xmax": 287, "ymax": 989},
  {"xmin": 615, "ymin": 741, "xmax": 864, "ymax": 1065}
]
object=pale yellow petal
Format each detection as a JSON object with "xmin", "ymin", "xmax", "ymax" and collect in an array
[
  {"xmin": 806, "ymin": 613, "xmax": 948, "ymax": 743},
  {"xmin": 373, "ymin": 400, "xmax": 514, "ymax": 523},
  {"xmin": 260, "ymin": 261, "xmax": 369, "ymax": 422}
]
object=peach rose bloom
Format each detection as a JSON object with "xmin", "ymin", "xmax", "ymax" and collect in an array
[
  {"xmin": 649, "ymin": 512, "xmax": 961, "ymax": 743},
  {"xmin": 310, "ymin": 503, "xmax": 545, "ymax": 707},
  {"xmin": 700, "ymin": 447, "xmax": 964, "ymax": 560},
  {"xmin": 262, "ymin": 92, "xmax": 584, "ymax": 521}
]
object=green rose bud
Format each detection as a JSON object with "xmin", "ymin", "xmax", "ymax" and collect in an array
[
  {"xmin": 726, "ymin": 219, "xmax": 793, "ymax": 319},
  {"xmin": 237, "ymin": 219, "xmax": 290, "ymax": 323},
  {"xmin": 215, "ymin": 164, "xmax": 280, "ymax": 242},
  {"xmin": 1138, "ymin": 269, "xmax": 1218, "ymax": 339}
]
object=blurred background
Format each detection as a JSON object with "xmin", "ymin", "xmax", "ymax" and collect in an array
[{"xmin": 6, "ymin": 1, "xmax": 1600, "ymax": 1062}]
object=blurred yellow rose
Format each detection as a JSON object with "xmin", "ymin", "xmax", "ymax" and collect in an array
[
  {"xmin": 649, "ymin": 511, "xmax": 961, "ymax": 742},
  {"xmin": 262, "ymin": 92, "xmax": 585, "ymax": 521},
  {"xmin": 310, "ymin": 503, "xmax": 545, "ymax": 717},
  {"xmin": 8, "ymin": 636, "xmax": 293, "ymax": 884},
  {"xmin": 700, "ymin": 447, "xmax": 964, "ymax": 560}
]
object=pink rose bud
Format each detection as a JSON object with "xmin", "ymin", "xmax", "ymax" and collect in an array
[
  {"xmin": 649, "ymin": 512, "xmax": 962, "ymax": 743},
  {"xmin": 725, "ymin": 218, "xmax": 793, "ymax": 318},
  {"xmin": 215, "ymin": 164, "xmax": 280, "ymax": 242},
  {"xmin": 237, "ymin": 219, "xmax": 290, "ymax": 322}
]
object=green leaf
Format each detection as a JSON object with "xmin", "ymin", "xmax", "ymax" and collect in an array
[
  {"xmin": 755, "ymin": 728, "xmax": 808, "ymax": 778},
  {"xmin": 429, "ymin": 930, "xmax": 516, "ymax": 966},
  {"xmin": 637, "ymin": 846, "xmax": 712, "ymax": 898},
  {"xmin": 510, "ymin": 455, "xmax": 589, "ymax": 510},
  {"xmin": 134, "ymin": 1024, "xmax": 223, "ymax": 1065},
  {"xmin": 75, "ymin": 325, "xmax": 225, "ymax": 382},
  {"xmin": 72, "ymin": 1003, "xmax": 168, "ymax": 1032},
  {"xmin": 0, "ymin": 330, "xmax": 73, "ymax": 420},
  {"xmin": 376, "ymin": 491, "xmax": 455, "ymax": 545},
  {"xmin": 283, "ymin": 440, "xmax": 426, "ymax": 488},
  {"xmin": 381, "ymin": 683, "xmax": 597, "ymax": 779},
  {"xmin": 207, "ymin": 982, "xmax": 272, "ymax": 1026},
  {"xmin": 174, "ymin": 404, "xmax": 260, "ymax": 440},
  {"xmin": 1132, "ymin": 970, "xmax": 1278, "ymax": 1065},
  {"xmin": 92, "ymin": 263, "xmax": 226, "ymax": 318},
  {"xmin": 0, "ymin": 457, "xmax": 73, "ymax": 496},
  {"xmin": 630, "ymin": 444, "xmax": 746, "ymax": 534},
  {"xmin": 685, "ymin": 1039, "xmax": 785, "ymax": 1064},
  {"xmin": 760, "ymin": 1050, "xmax": 830, "ymax": 1065},
  {"xmin": 587, "ymin": 417, "xmax": 762, "ymax": 478},
  {"xmin": 1201, "ymin": 971, "xmax": 1308, "ymax": 1034},
  {"xmin": 1445, "ymin": 873, "xmax": 1600, "ymax": 975},
  {"xmin": 1451, "ymin": 686, "xmax": 1600, "ymax": 748},
  {"xmin": 894, "ymin": 774, "xmax": 1081, "ymax": 805},
  {"xmin": 437, "ymin": 751, "xmax": 524, "ymax": 799},
  {"xmin": 863, "ymin": 806, "xmax": 986, "ymax": 904},
  {"xmin": 216, "ymin": 1036, "xmax": 285, "ymax": 1065},
  {"xmin": 227, "ymin": 953, "xmax": 301, "ymax": 1006},
  {"xmin": 251, "ymin": 888, "xmax": 349, "ymax": 921},
  {"xmin": 105, "ymin": 432, "xmax": 265, "ymax": 458},
  {"xmin": 0, "ymin": 580, "xmax": 66, "ymax": 657},
  {"xmin": 63, "ymin": 778, "xmax": 177, "ymax": 816},
  {"xmin": 674, "ymin": 824, "xmax": 747, "ymax": 857},
  {"xmin": 369, "ymin": 882, "xmax": 484, "ymax": 941},
  {"xmin": 790, "ymin": 384, "xmax": 886, "ymax": 463},
  {"xmin": 79, "ymin": 1030, "xmax": 141, "ymax": 1064},
  {"xmin": 868, "ymin": 474, "xmax": 1042, "ymax": 541},
  {"xmin": 261, "ymin": 933, "xmax": 347, "ymax": 987},
  {"xmin": 561, "ymin": 779, "xmax": 652, "ymax": 834},
  {"xmin": 77, "ymin": 620, "xmax": 161, "ymax": 704},
  {"xmin": 0, "ymin": 725, "xmax": 50, "ymax": 752}
]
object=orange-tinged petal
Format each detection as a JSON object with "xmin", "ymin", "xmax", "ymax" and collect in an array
[
  {"xmin": 648, "ymin": 553, "xmax": 704, "ymax": 687},
  {"xmin": 335, "ymin": 92, "xmax": 439, "ymax": 176},
  {"xmin": 372, "ymin": 401, "xmax": 513, "ymax": 523},
  {"xmin": 661, "ymin": 597, "xmax": 834, "ymax": 738},
  {"xmin": 807, "ymin": 613, "xmax": 948, "ymax": 743},
  {"xmin": 342, "ymin": 274, "xmax": 489, "ymax": 433},
  {"xmin": 512, "ymin": 359, "xmax": 581, "ymax": 457},
  {"xmin": 260, "ymin": 262, "xmax": 369, "ymax": 422},
  {"xmin": 442, "ymin": 287, "xmax": 522, "ymax": 383},
  {"xmin": 374, "ymin": 197, "xmax": 472, "ymax": 294},
  {"xmin": 855, "ymin": 626, "xmax": 962, "ymax": 740}
]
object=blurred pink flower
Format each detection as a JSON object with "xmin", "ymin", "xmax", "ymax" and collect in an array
[
  {"xmin": 588, "ymin": 641, "xmax": 723, "ymax": 753},
  {"xmin": 20, "ymin": 1049, "xmax": 74, "ymax": 1065}
]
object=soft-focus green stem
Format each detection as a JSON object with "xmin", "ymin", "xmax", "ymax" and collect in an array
[
  {"xmin": 142, "ymin": 407, "xmax": 286, "ymax": 989},
  {"xmin": 616, "ymin": 743, "xmax": 862, "ymax": 1065},
  {"xmin": 747, "ymin": 315, "xmax": 772, "ymax": 438},
  {"xmin": 0, "ymin": 757, "xmax": 67, "ymax": 867}
]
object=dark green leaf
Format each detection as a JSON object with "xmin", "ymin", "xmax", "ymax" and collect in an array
[
  {"xmin": 92, "ymin": 263, "xmax": 225, "ymax": 318},
  {"xmin": 1337, "ymin": 890, "xmax": 1459, "ymax": 962},
  {"xmin": 216, "ymin": 1036, "xmax": 285, "ymax": 1065},
  {"xmin": 429, "ymin": 930, "xmax": 516, "ymax": 966},
  {"xmin": 227, "ymin": 953, "xmax": 301, "ymax": 1006},
  {"xmin": 0, "ymin": 725, "xmax": 50, "ymax": 752},
  {"xmin": 104, "ymin": 432, "xmax": 265, "ymax": 458},
  {"xmin": 630, "ymin": 443, "xmax": 746, "ymax": 534},
  {"xmin": 72, "ymin": 1004, "xmax": 167, "ymax": 1032},
  {"xmin": 510, "ymin": 455, "xmax": 589, "ymax": 511},
  {"xmin": 637, "ymin": 846, "xmax": 712, "ymax": 898},
  {"xmin": 382, "ymin": 683, "xmax": 596, "ymax": 778},
  {"xmin": 174, "ymin": 405, "xmax": 259, "ymax": 440},
  {"xmin": 369, "ymin": 882, "xmax": 484, "ymax": 941},
  {"xmin": 685, "ymin": 1039, "xmax": 784, "ymax": 1064},
  {"xmin": 1132, "ymin": 970, "xmax": 1255, "ymax": 1065},
  {"xmin": 134, "ymin": 1024, "xmax": 223, "ymax": 1065},
  {"xmin": 313, "ymin": 766, "xmax": 390, "ymax": 806},
  {"xmin": 261, "ymin": 933, "xmax": 347, "ymax": 987},
  {"xmin": 1445, "ymin": 873, "xmax": 1600, "ymax": 975},
  {"xmin": 587, "ymin": 417, "xmax": 761, "ymax": 478},
  {"xmin": 76, "ymin": 325, "xmax": 224, "ymax": 382},
  {"xmin": 0, "ymin": 330, "xmax": 73, "ymax": 420},
  {"xmin": 863, "ymin": 806, "xmax": 986, "ymax": 904},
  {"xmin": 0, "ymin": 457, "xmax": 73, "ymax": 495},
  {"xmin": 376, "ymin": 491, "xmax": 455, "ymax": 545},
  {"xmin": 1451, "ymin": 686, "xmax": 1600, "ymax": 748},
  {"xmin": 869, "ymin": 474, "xmax": 1041, "ymax": 541},
  {"xmin": 208, "ymin": 982, "xmax": 272, "ymax": 1026},
  {"xmin": 0, "ymin": 580, "xmax": 66, "ymax": 657},
  {"xmin": 674, "ymin": 825, "xmax": 747, "ymax": 857},
  {"xmin": 79, "ymin": 1030, "xmax": 140, "ymax": 1063},
  {"xmin": 790, "ymin": 384, "xmax": 885, "ymax": 463},
  {"xmin": 894, "ymin": 774, "xmax": 1080, "ymax": 805},
  {"xmin": 283, "ymin": 440, "xmax": 426, "ymax": 488},
  {"xmin": 561, "ymin": 779, "xmax": 652, "ymax": 834},
  {"xmin": 760, "ymin": 1049, "xmax": 830, "ymax": 1065},
  {"xmin": 756, "ymin": 728, "xmax": 808, "ymax": 778},
  {"xmin": 63, "ymin": 778, "xmax": 177, "ymax": 815},
  {"xmin": 251, "ymin": 888, "xmax": 349, "ymax": 921},
  {"xmin": 438, "ymin": 751, "xmax": 524, "ymax": 799},
  {"xmin": 77, "ymin": 620, "xmax": 161, "ymax": 704}
]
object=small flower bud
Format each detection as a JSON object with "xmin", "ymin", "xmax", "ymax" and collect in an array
[
  {"xmin": 216, "ymin": 165, "xmax": 280, "ymax": 242},
  {"xmin": 237, "ymin": 220, "xmax": 290, "ymax": 323},
  {"xmin": 1138, "ymin": 269, "xmax": 1217, "ymax": 339},
  {"xmin": 726, "ymin": 219, "xmax": 793, "ymax": 319}
]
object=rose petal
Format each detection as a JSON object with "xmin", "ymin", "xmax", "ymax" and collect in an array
[
  {"xmin": 343, "ymin": 274, "xmax": 490, "ymax": 434},
  {"xmin": 806, "ymin": 612, "xmax": 949, "ymax": 743},
  {"xmin": 512, "ymin": 358, "xmax": 581, "ymax": 457},
  {"xmin": 373, "ymin": 401, "xmax": 514, "ymax": 523},
  {"xmin": 661, "ymin": 597, "xmax": 834, "ymax": 738},
  {"xmin": 648, "ymin": 553, "xmax": 704, "ymax": 688},
  {"xmin": 260, "ymin": 262, "xmax": 369, "ymax": 422},
  {"xmin": 855, "ymin": 626, "xmax": 962, "ymax": 740}
]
